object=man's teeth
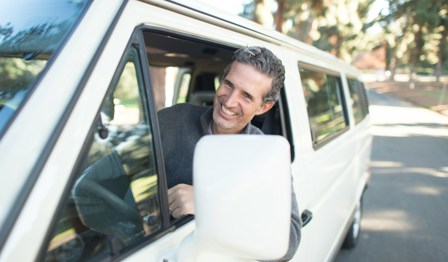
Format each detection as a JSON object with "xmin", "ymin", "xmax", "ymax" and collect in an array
[{"xmin": 222, "ymin": 106, "xmax": 236, "ymax": 116}]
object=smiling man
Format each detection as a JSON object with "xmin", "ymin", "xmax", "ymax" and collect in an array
[
  {"xmin": 212, "ymin": 61, "xmax": 274, "ymax": 134},
  {"xmin": 158, "ymin": 46, "xmax": 301, "ymax": 260}
]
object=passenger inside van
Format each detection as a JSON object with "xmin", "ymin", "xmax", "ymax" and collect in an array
[{"xmin": 158, "ymin": 46, "xmax": 301, "ymax": 260}]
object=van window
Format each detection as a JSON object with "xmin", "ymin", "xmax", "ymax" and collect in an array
[
  {"xmin": 0, "ymin": 0, "xmax": 90, "ymax": 135},
  {"xmin": 347, "ymin": 78, "xmax": 369, "ymax": 124},
  {"xmin": 141, "ymin": 31, "xmax": 289, "ymax": 136},
  {"xmin": 299, "ymin": 66, "xmax": 348, "ymax": 147},
  {"xmin": 142, "ymin": 31, "xmax": 234, "ymax": 110},
  {"xmin": 44, "ymin": 48, "xmax": 162, "ymax": 261}
]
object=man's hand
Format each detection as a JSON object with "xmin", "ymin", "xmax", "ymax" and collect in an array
[{"xmin": 168, "ymin": 184, "xmax": 195, "ymax": 218}]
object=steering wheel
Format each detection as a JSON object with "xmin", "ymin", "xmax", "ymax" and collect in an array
[{"xmin": 79, "ymin": 178, "xmax": 142, "ymax": 226}]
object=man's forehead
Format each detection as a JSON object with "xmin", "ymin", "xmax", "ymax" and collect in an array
[
  {"xmin": 224, "ymin": 65, "xmax": 272, "ymax": 101},
  {"xmin": 228, "ymin": 62, "xmax": 273, "ymax": 88}
]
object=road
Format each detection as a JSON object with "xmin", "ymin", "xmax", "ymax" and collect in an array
[{"xmin": 335, "ymin": 90, "xmax": 448, "ymax": 262}]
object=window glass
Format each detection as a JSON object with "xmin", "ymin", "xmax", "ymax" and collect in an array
[
  {"xmin": 359, "ymin": 81, "xmax": 369, "ymax": 116},
  {"xmin": 347, "ymin": 78, "xmax": 368, "ymax": 124},
  {"xmin": 0, "ymin": 0, "xmax": 90, "ymax": 134},
  {"xmin": 149, "ymin": 66, "xmax": 192, "ymax": 110},
  {"xmin": 45, "ymin": 48, "xmax": 161, "ymax": 261},
  {"xmin": 300, "ymin": 67, "xmax": 348, "ymax": 146},
  {"xmin": 177, "ymin": 72, "xmax": 192, "ymax": 104}
]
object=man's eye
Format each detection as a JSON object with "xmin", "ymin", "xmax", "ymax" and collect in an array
[{"xmin": 243, "ymin": 93, "xmax": 253, "ymax": 101}]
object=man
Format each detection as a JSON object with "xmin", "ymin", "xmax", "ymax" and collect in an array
[{"xmin": 158, "ymin": 46, "xmax": 301, "ymax": 260}]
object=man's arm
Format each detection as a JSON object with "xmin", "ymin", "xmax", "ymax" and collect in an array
[{"xmin": 284, "ymin": 185, "xmax": 302, "ymax": 260}]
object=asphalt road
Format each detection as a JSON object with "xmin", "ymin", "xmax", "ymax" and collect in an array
[{"xmin": 335, "ymin": 90, "xmax": 448, "ymax": 262}]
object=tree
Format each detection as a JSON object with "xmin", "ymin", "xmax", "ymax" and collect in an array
[
  {"xmin": 246, "ymin": 0, "xmax": 446, "ymax": 80},
  {"xmin": 377, "ymin": 0, "xmax": 447, "ymax": 82},
  {"xmin": 253, "ymin": 0, "xmax": 274, "ymax": 27},
  {"xmin": 260, "ymin": 0, "xmax": 375, "ymax": 62},
  {"xmin": 435, "ymin": 4, "xmax": 447, "ymax": 81}
]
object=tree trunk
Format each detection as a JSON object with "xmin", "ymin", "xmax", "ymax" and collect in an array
[
  {"xmin": 409, "ymin": 28, "xmax": 424, "ymax": 85},
  {"xmin": 436, "ymin": 28, "xmax": 447, "ymax": 83},
  {"xmin": 390, "ymin": 55, "xmax": 398, "ymax": 81},
  {"xmin": 275, "ymin": 0, "xmax": 286, "ymax": 32}
]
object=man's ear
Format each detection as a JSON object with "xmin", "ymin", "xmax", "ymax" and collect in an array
[{"xmin": 256, "ymin": 101, "xmax": 274, "ymax": 115}]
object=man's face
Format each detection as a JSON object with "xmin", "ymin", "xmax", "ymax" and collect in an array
[{"xmin": 212, "ymin": 62, "xmax": 274, "ymax": 134}]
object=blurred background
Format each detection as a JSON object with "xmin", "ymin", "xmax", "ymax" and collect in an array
[{"xmin": 199, "ymin": 0, "xmax": 448, "ymax": 115}]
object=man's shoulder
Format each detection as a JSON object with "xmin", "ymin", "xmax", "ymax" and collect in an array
[
  {"xmin": 246, "ymin": 123, "xmax": 264, "ymax": 135},
  {"xmin": 159, "ymin": 103, "xmax": 208, "ymax": 117},
  {"xmin": 158, "ymin": 104, "xmax": 209, "ymax": 128}
]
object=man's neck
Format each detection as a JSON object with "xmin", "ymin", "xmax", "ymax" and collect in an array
[{"xmin": 210, "ymin": 120, "xmax": 245, "ymax": 135}]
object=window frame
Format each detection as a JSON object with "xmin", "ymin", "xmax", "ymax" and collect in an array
[
  {"xmin": 298, "ymin": 63, "xmax": 350, "ymax": 150},
  {"xmin": 38, "ymin": 28, "xmax": 174, "ymax": 261},
  {"xmin": 278, "ymin": 89, "xmax": 295, "ymax": 161},
  {"xmin": 357, "ymin": 81, "xmax": 370, "ymax": 117},
  {"xmin": 134, "ymin": 29, "xmax": 172, "ymax": 230},
  {"xmin": 347, "ymin": 77, "xmax": 369, "ymax": 124}
]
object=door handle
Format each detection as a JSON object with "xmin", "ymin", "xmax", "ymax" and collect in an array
[{"xmin": 301, "ymin": 209, "xmax": 313, "ymax": 227}]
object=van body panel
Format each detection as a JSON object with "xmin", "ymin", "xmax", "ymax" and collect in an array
[{"xmin": 0, "ymin": 0, "xmax": 124, "ymax": 258}]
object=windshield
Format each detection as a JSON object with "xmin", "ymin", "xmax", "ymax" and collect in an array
[{"xmin": 0, "ymin": 0, "xmax": 90, "ymax": 134}]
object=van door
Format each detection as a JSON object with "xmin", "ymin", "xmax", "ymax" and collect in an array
[
  {"xmin": 287, "ymin": 62, "xmax": 358, "ymax": 261},
  {"xmin": 37, "ymin": 1, "xmax": 281, "ymax": 260}
]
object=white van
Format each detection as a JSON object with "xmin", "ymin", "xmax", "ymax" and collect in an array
[{"xmin": 0, "ymin": 0, "xmax": 371, "ymax": 261}]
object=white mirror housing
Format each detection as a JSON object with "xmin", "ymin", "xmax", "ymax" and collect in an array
[{"xmin": 179, "ymin": 135, "xmax": 291, "ymax": 261}]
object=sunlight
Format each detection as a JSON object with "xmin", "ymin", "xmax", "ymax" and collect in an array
[
  {"xmin": 362, "ymin": 209, "xmax": 414, "ymax": 232},
  {"xmin": 371, "ymin": 105, "xmax": 448, "ymax": 125},
  {"xmin": 404, "ymin": 167, "xmax": 448, "ymax": 178},
  {"xmin": 373, "ymin": 167, "xmax": 448, "ymax": 178},
  {"xmin": 370, "ymin": 105, "xmax": 448, "ymax": 138},
  {"xmin": 370, "ymin": 161, "xmax": 403, "ymax": 168},
  {"xmin": 372, "ymin": 124, "xmax": 448, "ymax": 137},
  {"xmin": 405, "ymin": 185, "xmax": 442, "ymax": 196}
]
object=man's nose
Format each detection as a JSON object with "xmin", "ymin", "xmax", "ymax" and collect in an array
[{"xmin": 224, "ymin": 90, "xmax": 239, "ymax": 107}]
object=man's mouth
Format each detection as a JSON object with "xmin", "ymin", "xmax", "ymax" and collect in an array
[{"xmin": 221, "ymin": 105, "xmax": 237, "ymax": 116}]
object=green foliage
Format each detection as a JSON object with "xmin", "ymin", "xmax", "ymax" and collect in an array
[
  {"xmin": 247, "ymin": 0, "xmax": 447, "ymax": 77},
  {"xmin": 114, "ymin": 62, "xmax": 139, "ymax": 101},
  {"xmin": 373, "ymin": 0, "xmax": 447, "ymax": 76},
  {"xmin": 0, "ymin": 57, "xmax": 46, "ymax": 100}
]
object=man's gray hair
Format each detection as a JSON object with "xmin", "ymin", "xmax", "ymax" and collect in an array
[{"xmin": 222, "ymin": 46, "xmax": 285, "ymax": 102}]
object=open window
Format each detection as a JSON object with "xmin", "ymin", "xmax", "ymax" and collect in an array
[
  {"xmin": 141, "ymin": 31, "xmax": 293, "ymax": 160},
  {"xmin": 141, "ymin": 31, "xmax": 233, "ymax": 110},
  {"xmin": 142, "ymin": 30, "xmax": 291, "ymax": 137}
]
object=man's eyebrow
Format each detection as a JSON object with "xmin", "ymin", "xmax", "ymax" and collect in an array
[
  {"xmin": 224, "ymin": 78, "xmax": 254, "ymax": 101},
  {"xmin": 224, "ymin": 79, "xmax": 234, "ymax": 88},
  {"xmin": 243, "ymin": 90, "xmax": 254, "ymax": 101}
]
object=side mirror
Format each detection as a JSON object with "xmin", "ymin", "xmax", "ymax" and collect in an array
[{"xmin": 179, "ymin": 135, "xmax": 291, "ymax": 261}]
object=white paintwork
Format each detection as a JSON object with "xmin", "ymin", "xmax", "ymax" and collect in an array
[{"xmin": 0, "ymin": 0, "xmax": 124, "ymax": 231}]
